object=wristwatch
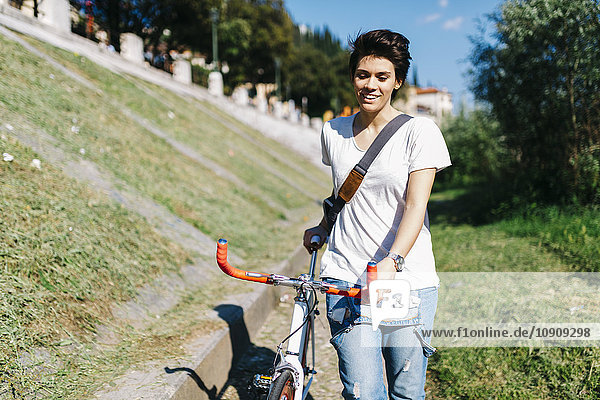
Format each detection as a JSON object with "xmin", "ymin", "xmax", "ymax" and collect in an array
[{"xmin": 385, "ymin": 251, "xmax": 405, "ymax": 272}]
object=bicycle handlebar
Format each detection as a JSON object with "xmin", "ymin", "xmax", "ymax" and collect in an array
[
  {"xmin": 310, "ymin": 235, "xmax": 321, "ymax": 245},
  {"xmin": 216, "ymin": 239, "xmax": 376, "ymax": 298},
  {"xmin": 217, "ymin": 239, "xmax": 273, "ymax": 284}
]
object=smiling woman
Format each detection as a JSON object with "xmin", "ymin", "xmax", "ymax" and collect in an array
[
  {"xmin": 352, "ymin": 56, "xmax": 398, "ymax": 126},
  {"xmin": 303, "ymin": 29, "xmax": 451, "ymax": 400}
]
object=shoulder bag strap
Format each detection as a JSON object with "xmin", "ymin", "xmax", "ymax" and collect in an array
[{"xmin": 336, "ymin": 114, "xmax": 413, "ymax": 203}]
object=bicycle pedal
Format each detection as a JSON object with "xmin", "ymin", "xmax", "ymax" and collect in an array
[{"xmin": 251, "ymin": 374, "xmax": 272, "ymax": 391}]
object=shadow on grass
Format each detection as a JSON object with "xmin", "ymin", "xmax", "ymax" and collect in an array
[
  {"xmin": 428, "ymin": 185, "xmax": 512, "ymax": 226},
  {"xmin": 164, "ymin": 304, "xmax": 315, "ymax": 400}
]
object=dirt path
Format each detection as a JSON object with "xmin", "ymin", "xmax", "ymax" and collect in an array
[{"xmin": 218, "ymin": 294, "xmax": 343, "ymax": 400}]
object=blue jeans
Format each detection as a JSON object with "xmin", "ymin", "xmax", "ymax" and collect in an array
[{"xmin": 325, "ymin": 280, "xmax": 438, "ymax": 400}]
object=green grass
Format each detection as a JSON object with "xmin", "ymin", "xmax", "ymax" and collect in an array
[
  {"xmin": 24, "ymin": 35, "xmax": 328, "ymax": 206},
  {"xmin": 0, "ymin": 31, "xmax": 325, "ymax": 398},
  {"xmin": 495, "ymin": 205, "xmax": 600, "ymax": 271},
  {"xmin": 427, "ymin": 187, "xmax": 600, "ymax": 398},
  {"xmin": 121, "ymin": 75, "xmax": 331, "ymax": 198},
  {"xmin": 0, "ymin": 34, "xmax": 325, "ymax": 265},
  {"xmin": 430, "ymin": 189, "xmax": 600, "ymax": 272},
  {"xmin": 428, "ymin": 347, "xmax": 599, "ymax": 399},
  {"xmin": 138, "ymin": 78, "xmax": 331, "ymax": 191},
  {"xmin": 0, "ymin": 137, "xmax": 194, "ymax": 398}
]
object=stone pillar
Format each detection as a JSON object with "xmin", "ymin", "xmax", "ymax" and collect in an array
[
  {"xmin": 232, "ymin": 86, "xmax": 249, "ymax": 105},
  {"xmin": 301, "ymin": 114, "xmax": 310, "ymax": 127},
  {"xmin": 173, "ymin": 60, "xmax": 192, "ymax": 84},
  {"xmin": 120, "ymin": 33, "xmax": 144, "ymax": 64},
  {"xmin": 256, "ymin": 97, "xmax": 268, "ymax": 114},
  {"xmin": 273, "ymin": 101, "xmax": 283, "ymax": 119},
  {"xmin": 38, "ymin": 0, "xmax": 71, "ymax": 34},
  {"xmin": 311, "ymin": 117, "xmax": 323, "ymax": 131},
  {"xmin": 21, "ymin": 0, "xmax": 35, "ymax": 17},
  {"xmin": 208, "ymin": 71, "xmax": 224, "ymax": 97},
  {"xmin": 288, "ymin": 99, "xmax": 298, "ymax": 123}
]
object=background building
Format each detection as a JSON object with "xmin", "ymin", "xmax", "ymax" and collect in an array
[{"xmin": 393, "ymin": 86, "xmax": 453, "ymax": 124}]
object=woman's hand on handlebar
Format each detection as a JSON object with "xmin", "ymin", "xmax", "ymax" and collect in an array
[{"xmin": 303, "ymin": 224, "xmax": 328, "ymax": 253}]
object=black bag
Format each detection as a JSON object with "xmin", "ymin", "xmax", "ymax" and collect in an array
[
  {"xmin": 322, "ymin": 114, "xmax": 413, "ymax": 234},
  {"xmin": 322, "ymin": 193, "xmax": 341, "ymax": 234}
]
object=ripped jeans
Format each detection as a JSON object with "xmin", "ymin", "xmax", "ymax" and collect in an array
[{"xmin": 324, "ymin": 279, "xmax": 438, "ymax": 400}]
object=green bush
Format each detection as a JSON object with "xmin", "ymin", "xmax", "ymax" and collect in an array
[
  {"xmin": 469, "ymin": 0, "xmax": 600, "ymax": 204},
  {"xmin": 191, "ymin": 64, "xmax": 210, "ymax": 87},
  {"xmin": 497, "ymin": 204, "xmax": 600, "ymax": 271},
  {"xmin": 438, "ymin": 108, "xmax": 507, "ymax": 189}
]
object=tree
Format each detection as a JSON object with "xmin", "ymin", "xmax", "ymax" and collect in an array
[
  {"xmin": 68, "ymin": 0, "xmax": 352, "ymax": 117},
  {"xmin": 219, "ymin": 0, "xmax": 294, "ymax": 90},
  {"xmin": 470, "ymin": 0, "xmax": 600, "ymax": 203},
  {"xmin": 283, "ymin": 25, "xmax": 354, "ymax": 117},
  {"xmin": 227, "ymin": 0, "xmax": 294, "ymax": 85},
  {"xmin": 438, "ymin": 108, "xmax": 506, "ymax": 188}
]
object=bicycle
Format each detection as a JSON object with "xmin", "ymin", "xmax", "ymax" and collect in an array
[{"xmin": 216, "ymin": 236, "xmax": 377, "ymax": 400}]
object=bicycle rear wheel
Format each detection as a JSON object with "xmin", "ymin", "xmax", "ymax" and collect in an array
[{"xmin": 267, "ymin": 370, "xmax": 295, "ymax": 400}]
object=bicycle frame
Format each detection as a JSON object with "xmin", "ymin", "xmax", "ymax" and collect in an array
[
  {"xmin": 216, "ymin": 238, "xmax": 376, "ymax": 399},
  {"xmin": 271, "ymin": 248, "xmax": 319, "ymax": 400}
]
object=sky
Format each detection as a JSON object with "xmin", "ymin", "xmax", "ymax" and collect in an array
[{"xmin": 284, "ymin": 0, "xmax": 504, "ymax": 109}]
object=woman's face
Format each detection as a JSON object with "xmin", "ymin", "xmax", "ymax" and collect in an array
[{"xmin": 352, "ymin": 56, "xmax": 400, "ymax": 114}]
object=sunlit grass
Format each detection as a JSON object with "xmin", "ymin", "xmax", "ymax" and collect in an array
[
  {"xmin": 0, "ymin": 138, "xmax": 192, "ymax": 398},
  {"xmin": 427, "ymin": 187, "xmax": 600, "ymax": 399},
  {"xmin": 0, "ymin": 32, "xmax": 324, "ymax": 398}
]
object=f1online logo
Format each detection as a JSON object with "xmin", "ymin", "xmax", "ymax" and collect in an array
[{"xmin": 369, "ymin": 280, "xmax": 411, "ymax": 330}]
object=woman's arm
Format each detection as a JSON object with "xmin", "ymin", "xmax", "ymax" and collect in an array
[{"xmin": 377, "ymin": 168, "xmax": 436, "ymax": 279}]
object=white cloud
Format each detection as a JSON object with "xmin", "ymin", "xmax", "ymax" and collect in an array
[
  {"xmin": 439, "ymin": 0, "xmax": 449, "ymax": 7},
  {"xmin": 423, "ymin": 13, "xmax": 442, "ymax": 23},
  {"xmin": 443, "ymin": 16, "xmax": 464, "ymax": 30}
]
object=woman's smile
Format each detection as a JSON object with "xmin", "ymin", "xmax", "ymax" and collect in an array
[
  {"xmin": 353, "ymin": 55, "xmax": 399, "ymax": 113},
  {"xmin": 360, "ymin": 93, "xmax": 381, "ymax": 101}
]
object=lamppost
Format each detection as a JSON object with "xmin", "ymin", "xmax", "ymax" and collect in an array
[
  {"xmin": 208, "ymin": 7, "xmax": 224, "ymax": 96},
  {"xmin": 274, "ymin": 57, "xmax": 281, "ymax": 99},
  {"xmin": 210, "ymin": 7, "xmax": 219, "ymax": 71}
]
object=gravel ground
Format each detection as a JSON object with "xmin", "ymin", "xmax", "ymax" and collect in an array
[{"xmin": 218, "ymin": 294, "xmax": 343, "ymax": 400}]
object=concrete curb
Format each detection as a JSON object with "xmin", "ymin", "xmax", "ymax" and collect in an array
[
  {"xmin": 169, "ymin": 245, "xmax": 310, "ymax": 400},
  {"xmin": 93, "ymin": 244, "xmax": 312, "ymax": 400}
]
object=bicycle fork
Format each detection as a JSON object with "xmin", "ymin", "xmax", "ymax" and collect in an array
[{"xmin": 271, "ymin": 249, "xmax": 320, "ymax": 399}]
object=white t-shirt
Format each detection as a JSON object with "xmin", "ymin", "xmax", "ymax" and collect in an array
[{"xmin": 320, "ymin": 114, "xmax": 451, "ymax": 290}]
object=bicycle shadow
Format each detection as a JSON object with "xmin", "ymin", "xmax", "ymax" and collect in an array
[{"xmin": 164, "ymin": 304, "xmax": 316, "ymax": 400}]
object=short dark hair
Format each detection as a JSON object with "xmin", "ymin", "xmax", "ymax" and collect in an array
[{"xmin": 349, "ymin": 30, "xmax": 412, "ymax": 98}]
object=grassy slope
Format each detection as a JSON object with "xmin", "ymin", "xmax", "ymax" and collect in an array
[
  {"xmin": 0, "ymin": 33, "xmax": 326, "ymax": 399},
  {"xmin": 427, "ymin": 190, "xmax": 600, "ymax": 399},
  {"xmin": 0, "ymin": 138, "xmax": 195, "ymax": 398},
  {"xmin": 2, "ymin": 34, "xmax": 328, "ymax": 265}
]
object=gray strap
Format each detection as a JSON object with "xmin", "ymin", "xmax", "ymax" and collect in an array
[{"xmin": 354, "ymin": 114, "xmax": 413, "ymax": 175}]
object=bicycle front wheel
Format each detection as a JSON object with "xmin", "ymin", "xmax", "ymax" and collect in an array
[{"xmin": 267, "ymin": 369, "xmax": 295, "ymax": 400}]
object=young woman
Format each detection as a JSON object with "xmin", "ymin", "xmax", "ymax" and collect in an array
[{"xmin": 303, "ymin": 30, "xmax": 451, "ymax": 399}]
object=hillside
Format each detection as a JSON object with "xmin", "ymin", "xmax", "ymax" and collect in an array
[{"xmin": 0, "ymin": 26, "xmax": 328, "ymax": 399}]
